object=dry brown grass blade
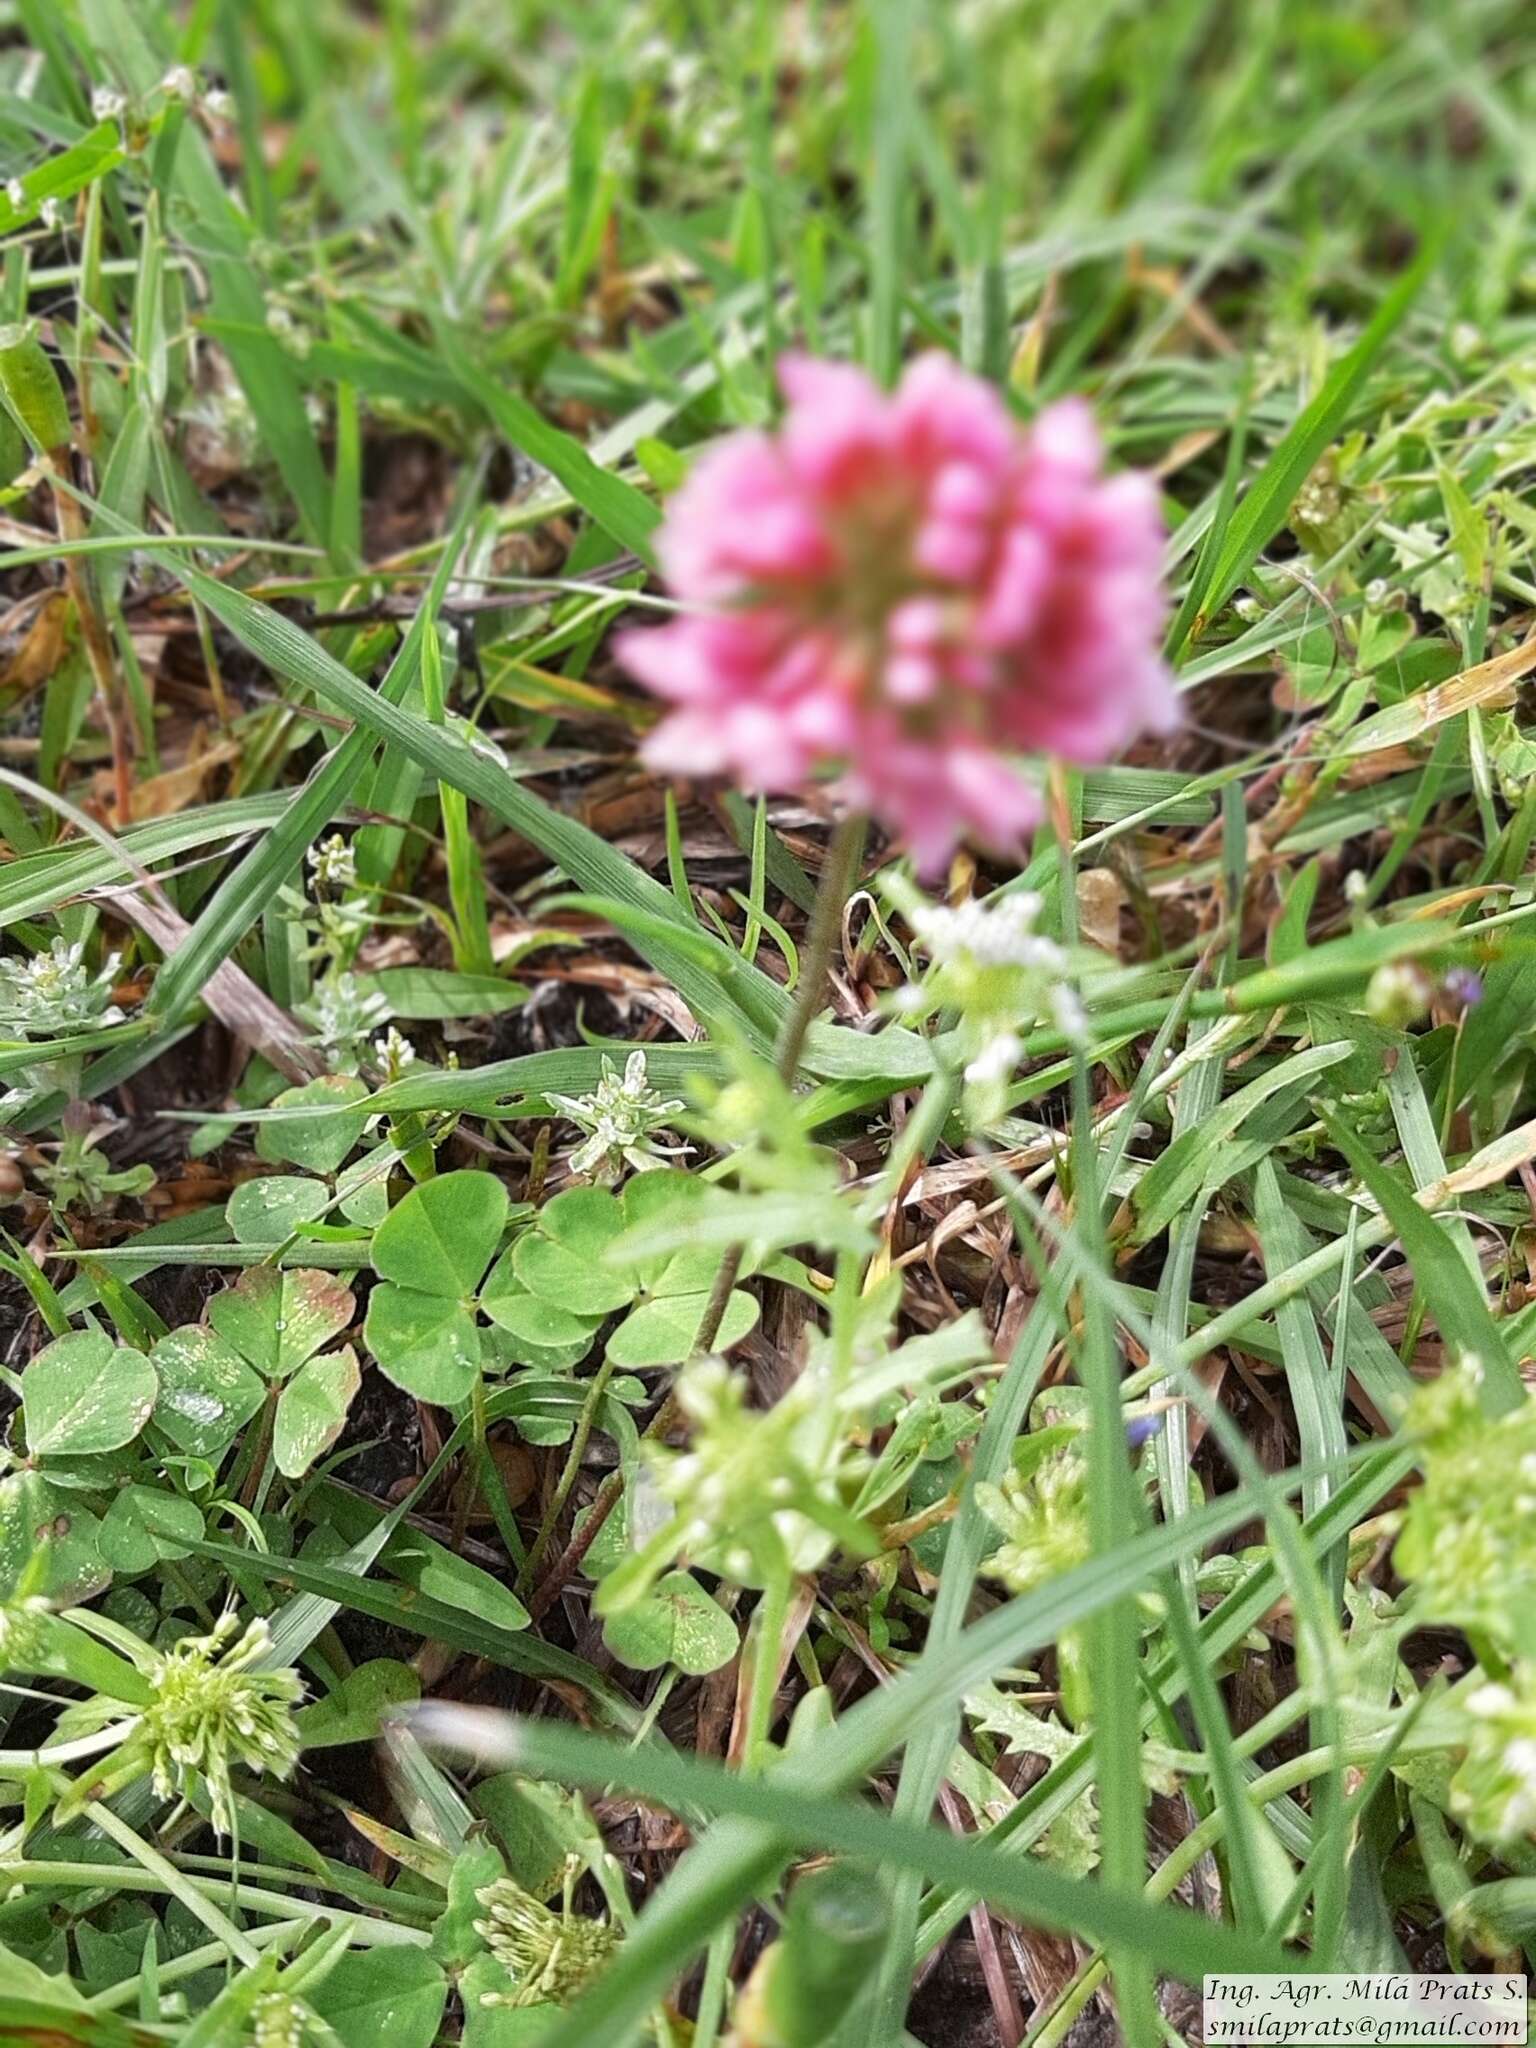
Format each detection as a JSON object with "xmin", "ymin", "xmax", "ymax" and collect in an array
[
  {"xmin": 102, "ymin": 889, "xmax": 322, "ymax": 1084},
  {"xmin": 1337, "ymin": 629, "xmax": 1536, "ymax": 756}
]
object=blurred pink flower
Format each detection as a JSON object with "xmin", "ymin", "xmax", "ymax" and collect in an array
[{"xmin": 617, "ymin": 352, "xmax": 1177, "ymax": 872}]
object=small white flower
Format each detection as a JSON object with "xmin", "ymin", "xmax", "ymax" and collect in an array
[
  {"xmin": 306, "ymin": 832, "xmax": 355, "ymax": 894},
  {"xmin": 373, "ymin": 1024, "xmax": 417, "ymax": 1081},
  {"xmin": 963, "ymin": 1030, "xmax": 1023, "ymax": 1090},
  {"xmin": 891, "ymin": 883, "xmax": 1085, "ymax": 1120},
  {"xmin": 159, "ymin": 66, "xmax": 198, "ymax": 102},
  {"xmin": 203, "ymin": 88, "xmax": 235, "ymax": 118},
  {"xmin": 910, "ymin": 892, "xmax": 1056, "ymax": 971},
  {"xmin": 39, "ymin": 197, "xmax": 61, "ymax": 230},
  {"xmin": 1050, "ymin": 983, "xmax": 1087, "ymax": 1041},
  {"xmin": 549, "ymin": 1051, "xmax": 687, "ymax": 1183},
  {"xmin": 1364, "ymin": 960, "xmax": 1431, "ymax": 1029},
  {"xmin": 91, "ymin": 87, "xmax": 127, "ymax": 121},
  {"xmin": 5, "ymin": 179, "xmax": 25, "ymax": 210}
]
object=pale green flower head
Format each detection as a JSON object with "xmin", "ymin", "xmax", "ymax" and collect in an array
[
  {"xmin": 138, "ymin": 1612, "xmax": 303, "ymax": 1833},
  {"xmin": 1394, "ymin": 1360, "xmax": 1536, "ymax": 1645},
  {"xmin": 596, "ymin": 1356, "xmax": 878, "ymax": 1602},
  {"xmin": 252, "ymin": 1993, "xmax": 307, "ymax": 2048},
  {"xmin": 1452, "ymin": 1674, "xmax": 1536, "ymax": 1847},
  {"xmin": 0, "ymin": 937, "xmax": 123, "ymax": 1039},
  {"xmin": 977, "ymin": 1439, "xmax": 1092, "ymax": 1598},
  {"xmin": 300, "ymin": 971, "xmax": 391, "ymax": 1067},
  {"xmin": 474, "ymin": 1865, "xmax": 620, "ymax": 2009},
  {"xmin": 549, "ymin": 1050, "xmax": 687, "ymax": 1183}
]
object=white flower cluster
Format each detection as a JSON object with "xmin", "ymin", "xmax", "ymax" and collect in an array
[
  {"xmin": 910, "ymin": 892, "xmax": 1062, "ymax": 972},
  {"xmin": 301, "ymin": 971, "xmax": 391, "ymax": 1065},
  {"xmin": 549, "ymin": 1050, "xmax": 687, "ymax": 1183},
  {"xmin": 1453, "ymin": 1677, "xmax": 1536, "ymax": 1845},
  {"xmin": 372, "ymin": 1023, "xmax": 417, "ymax": 1081},
  {"xmin": 0, "ymin": 937, "xmax": 123, "ymax": 1039},
  {"xmin": 896, "ymin": 887, "xmax": 1087, "ymax": 1113}
]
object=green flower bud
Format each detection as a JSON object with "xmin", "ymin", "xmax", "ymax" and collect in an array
[{"xmin": 0, "ymin": 320, "xmax": 72, "ymax": 455}]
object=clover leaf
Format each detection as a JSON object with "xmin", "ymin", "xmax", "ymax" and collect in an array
[
  {"xmin": 493, "ymin": 1172, "xmax": 760, "ymax": 1373},
  {"xmin": 149, "ymin": 1326, "xmax": 265, "ymax": 1461},
  {"xmin": 226, "ymin": 1175, "xmax": 330, "ymax": 1244},
  {"xmin": 0, "ymin": 1468, "xmax": 107, "ymax": 1602},
  {"xmin": 99, "ymin": 1485, "xmax": 203, "ymax": 1574},
  {"xmin": 601, "ymin": 1570, "xmax": 738, "ymax": 1676},
  {"xmin": 152, "ymin": 1267, "xmax": 359, "ymax": 1478},
  {"xmin": 207, "ymin": 1266, "xmax": 355, "ymax": 1381},
  {"xmin": 273, "ymin": 1344, "xmax": 361, "ymax": 1479},
  {"xmin": 364, "ymin": 1171, "xmax": 510, "ymax": 1404},
  {"xmin": 22, "ymin": 1331, "xmax": 158, "ymax": 1456},
  {"xmin": 256, "ymin": 1074, "xmax": 371, "ymax": 1175}
]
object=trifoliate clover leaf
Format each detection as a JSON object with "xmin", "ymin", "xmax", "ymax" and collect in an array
[
  {"xmin": 600, "ymin": 1570, "xmax": 737, "ymax": 1676},
  {"xmin": 22, "ymin": 1331, "xmax": 157, "ymax": 1456},
  {"xmin": 365, "ymin": 1171, "xmax": 511, "ymax": 1403},
  {"xmin": 497, "ymin": 1171, "xmax": 760, "ymax": 1371},
  {"xmin": 207, "ymin": 1266, "xmax": 355, "ymax": 1382}
]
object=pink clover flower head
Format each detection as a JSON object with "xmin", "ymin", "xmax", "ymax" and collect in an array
[{"xmin": 616, "ymin": 351, "xmax": 1179, "ymax": 872}]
